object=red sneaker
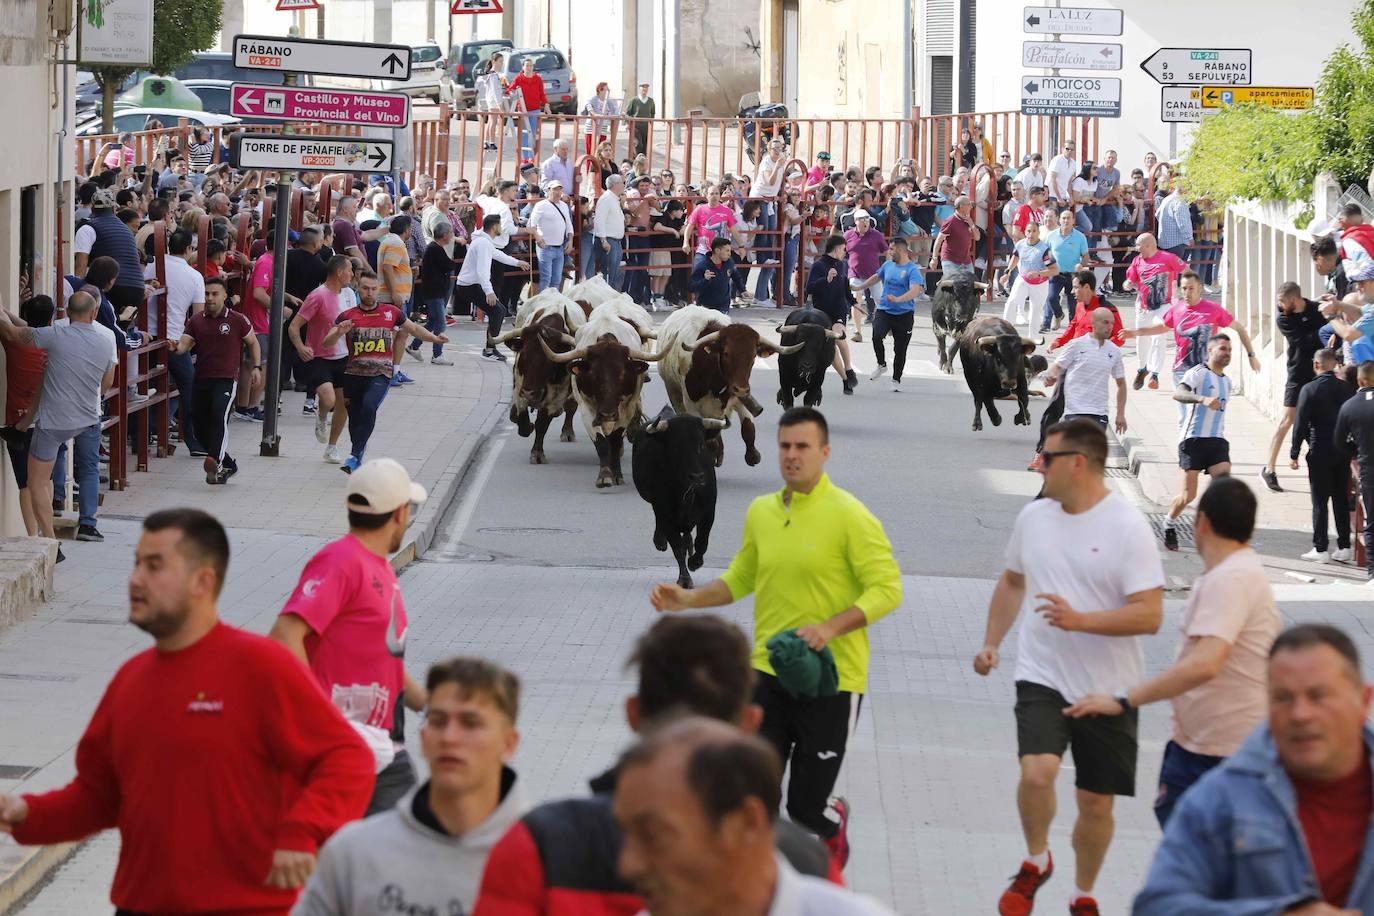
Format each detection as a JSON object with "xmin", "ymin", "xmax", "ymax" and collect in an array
[
  {"xmin": 998, "ymin": 852, "xmax": 1053, "ymax": 916},
  {"xmin": 822, "ymin": 797, "xmax": 851, "ymax": 871},
  {"xmin": 1027, "ymin": 452, "xmax": 1045, "ymax": 472},
  {"xmin": 1069, "ymin": 897, "xmax": 1099, "ymax": 916},
  {"xmin": 1147, "ymin": 374, "xmax": 1160, "ymax": 390}
]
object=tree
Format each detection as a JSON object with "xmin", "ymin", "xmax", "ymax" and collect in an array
[{"xmin": 87, "ymin": 0, "xmax": 223, "ymax": 133}]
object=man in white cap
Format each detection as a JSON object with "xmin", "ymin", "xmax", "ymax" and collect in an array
[
  {"xmin": 271, "ymin": 458, "xmax": 431, "ymax": 815},
  {"xmin": 528, "ymin": 180, "xmax": 574, "ymax": 292},
  {"xmin": 843, "ymin": 209, "xmax": 888, "ymax": 342}
]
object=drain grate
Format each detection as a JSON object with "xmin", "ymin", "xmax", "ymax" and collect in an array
[
  {"xmin": 0, "ymin": 764, "xmax": 37, "ymax": 780},
  {"xmin": 0, "ymin": 671, "xmax": 79, "ymax": 683},
  {"xmin": 476, "ymin": 526, "xmax": 580, "ymax": 535},
  {"xmin": 1104, "ymin": 466, "xmax": 1133, "ymax": 479},
  {"xmin": 1148, "ymin": 513, "xmax": 1195, "ymax": 546}
]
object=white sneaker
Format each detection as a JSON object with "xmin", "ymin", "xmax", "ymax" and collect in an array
[
  {"xmin": 314, "ymin": 411, "xmax": 328, "ymax": 444},
  {"xmin": 1332, "ymin": 547, "xmax": 1354, "ymax": 562},
  {"xmin": 869, "ymin": 364, "xmax": 887, "ymax": 381},
  {"xmin": 1301, "ymin": 547, "xmax": 1331, "ymax": 563},
  {"xmin": 404, "ymin": 346, "xmax": 423, "ymax": 362},
  {"xmin": 891, "ymin": 379, "xmax": 902, "ymax": 392},
  {"xmin": 323, "ymin": 444, "xmax": 341, "ymax": 464},
  {"xmin": 431, "ymin": 356, "xmax": 454, "ymax": 366}
]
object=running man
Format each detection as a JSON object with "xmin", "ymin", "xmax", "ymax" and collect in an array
[
  {"xmin": 974, "ymin": 419, "xmax": 1164, "ymax": 916},
  {"xmin": 857, "ymin": 237, "xmax": 924, "ymax": 391},
  {"xmin": 650, "ymin": 406, "xmax": 903, "ymax": 869},
  {"xmin": 290, "ymin": 255, "xmax": 353, "ymax": 461},
  {"xmin": 1002, "ymin": 221, "xmax": 1057, "ymax": 337},
  {"xmin": 1164, "ymin": 334, "xmax": 1235, "ymax": 551},
  {"xmin": 1042, "ymin": 306, "xmax": 1128, "ymax": 434},
  {"xmin": 320, "ymin": 271, "xmax": 449, "ymax": 474},
  {"xmin": 175, "ymin": 276, "xmax": 261, "ymax": 485},
  {"xmin": 1122, "ymin": 233, "xmax": 1187, "ymax": 391}
]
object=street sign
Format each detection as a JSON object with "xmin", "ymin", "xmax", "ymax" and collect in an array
[
  {"xmin": 1140, "ymin": 48, "xmax": 1252, "ymax": 86},
  {"xmin": 1201, "ymin": 85, "xmax": 1315, "ymax": 109},
  {"xmin": 232, "ymin": 34, "xmax": 412, "ymax": 82},
  {"xmin": 1022, "ymin": 6, "xmax": 1123, "ymax": 36},
  {"xmin": 275, "ymin": 0, "xmax": 319, "ymax": 9},
  {"xmin": 1161, "ymin": 86, "xmax": 1204, "ymax": 124},
  {"xmin": 451, "ymin": 0, "xmax": 502, "ymax": 12},
  {"xmin": 1022, "ymin": 40, "xmax": 1122, "ymax": 71},
  {"xmin": 1020, "ymin": 75, "xmax": 1121, "ymax": 118},
  {"xmin": 230, "ymin": 134, "xmax": 394, "ymax": 173},
  {"xmin": 231, "ymin": 84, "xmax": 411, "ymax": 128}
]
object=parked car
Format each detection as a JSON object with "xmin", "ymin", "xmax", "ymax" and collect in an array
[
  {"xmin": 489, "ymin": 46, "xmax": 577, "ymax": 116},
  {"xmin": 374, "ymin": 41, "xmax": 445, "ymax": 103},
  {"xmin": 446, "ymin": 38, "xmax": 514, "ymax": 109},
  {"xmin": 75, "ymin": 107, "xmax": 240, "ymax": 138},
  {"xmin": 145, "ymin": 79, "xmax": 283, "ymax": 126},
  {"xmin": 76, "ymin": 52, "xmax": 290, "ymax": 120}
]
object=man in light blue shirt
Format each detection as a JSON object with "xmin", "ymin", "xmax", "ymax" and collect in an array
[
  {"xmin": 1162, "ymin": 334, "xmax": 1234, "ymax": 551},
  {"xmin": 1041, "ymin": 209, "xmax": 1090, "ymax": 334},
  {"xmin": 857, "ymin": 238, "xmax": 925, "ymax": 390},
  {"xmin": 1156, "ymin": 187, "xmax": 1194, "ymax": 260}
]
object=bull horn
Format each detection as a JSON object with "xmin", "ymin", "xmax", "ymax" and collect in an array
[
  {"xmin": 647, "ymin": 418, "xmax": 670, "ymax": 434},
  {"xmin": 974, "ymin": 281, "xmax": 990, "ymax": 291},
  {"xmin": 488, "ymin": 328, "xmax": 521, "ymax": 346},
  {"xmin": 976, "ymin": 335, "xmax": 998, "ymax": 348},
  {"xmin": 936, "ymin": 279, "xmax": 953, "ymax": 290},
  {"xmin": 777, "ymin": 324, "xmax": 798, "ymax": 335},
  {"xmin": 538, "ymin": 335, "xmax": 587, "ymax": 364},
  {"xmin": 772, "ymin": 340, "xmax": 805, "ymax": 355},
  {"xmin": 539, "ymin": 327, "xmax": 577, "ymax": 347},
  {"xmin": 629, "ymin": 347, "xmax": 666, "ymax": 362},
  {"xmin": 701, "ymin": 417, "xmax": 730, "ymax": 430},
  {"xmin": 681, "ymin": 330, "xmax": 722, "ymax": 351},
  {"xmin": 638, "ymin": 326, "xmax": 658, "ymax": 340},
  {"xmin": 825, "ymin": 328, "xmax": 845, "ymax": 339},
  {"xmin": 1021, "ymin": 337, "xmax": 1039, "ymax": 350}
]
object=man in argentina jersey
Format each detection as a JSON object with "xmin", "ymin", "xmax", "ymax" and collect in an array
[{"xmin": 1161, "ymin": 334, "xmax": 1235, "ymax": 551}]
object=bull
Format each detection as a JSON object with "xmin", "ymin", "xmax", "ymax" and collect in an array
[
  {"xmin": 657, "ymin": 305, "xmax": 801, "ymax": 467},
  {"xmin": 958, "ymin": 316, "xmax": 1038, "ymax": 432},
  {"xmin": 589, "ymin": 294, "xmax": 658, "ymax": 346},
  {"xmin": 931, "ymin": 274, "xmax": 989, "ymax": 373},
  {"xmin": 774, "ymin": 307, "xmax": 844, "ymax": 409},
  {"xmin": 631, "ymin": 407, "xmax": 727, "ymax": 588},
  {"xmin": 566, "ymin": 275, "xmax": 622, "ymax": 318},
  {"xmin": 489, "ymin": 290, "xmax": 585, "ymax": 464},
  {"xmin": 540, "ymin": 313, "xmax": 664, "ymax": 488}
]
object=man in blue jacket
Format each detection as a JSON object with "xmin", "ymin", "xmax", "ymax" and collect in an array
[
  {"xmin": 689, "ymin": 236, "xmax": 740, "ymax": 313},
  {"xmin": 1134, "ymin": 623, "xmax": 1374, "ymax": 916}
]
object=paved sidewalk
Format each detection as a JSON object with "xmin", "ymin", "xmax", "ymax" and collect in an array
[{"xmin": 0, "ymin": 320, "xmax": 512, "ymax": 908}]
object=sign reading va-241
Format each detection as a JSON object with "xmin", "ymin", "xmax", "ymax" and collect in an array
[
  {"xmin": 1140, "ymin": 48, "xmax": 1252, "ymax": 86},
  {"xmin": 232, "ymin": 34, "xmax": 412, "ymax": 82},
  {"xmin": 231, "ymin": 134, "xmax": 395, "ymax": 173},
  {"xmin": 231, "ymin": 85, "xmax": 411, "ymax": 128}
]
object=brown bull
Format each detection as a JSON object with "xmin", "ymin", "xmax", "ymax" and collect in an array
[{"xmin": 490, "ymin": 314, "xmax": 580, "ymax": 464}]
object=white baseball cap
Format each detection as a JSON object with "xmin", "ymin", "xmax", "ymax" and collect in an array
[
  {"xmin": 345, "ymin": 458, "xmax": 428, "ymax": 515},
  {"xmin": 853, "ymin": 209, "xmax": 872, "ymax": 221}
]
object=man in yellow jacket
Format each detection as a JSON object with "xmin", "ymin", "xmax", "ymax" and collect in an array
[{"xmin": 651, "ymin": 406, "xmax": 903, "ymax": 872}]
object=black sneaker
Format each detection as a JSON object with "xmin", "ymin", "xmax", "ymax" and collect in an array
[
  {"xmin": 1163, "ymin": 527, "xmax": 1179, "ymax": 551},
  {"xmin": 1260, "ymin": 468, "xmax": 1283, "ymax": 493},
  {"xmin": 1132, "ymin": 369, "xmax": 1147, "ymax": 391},
  {"xmin": 52, "ymin": 499, "xmax": 62, "ymax": 516},
  {"xmin": 845, "ymin": 368, "xmax": 858, "ymax": 387},
  {"xmin": 75, "ymin": 524, "xmax": 104, "ymax": 542},
  {"xmin": 56, "ymin": 546, "xmax": 65, "ymax": 564},
  {"xmin": 842, "ymin": 379, "xmax": 854, "ymax": 396}
]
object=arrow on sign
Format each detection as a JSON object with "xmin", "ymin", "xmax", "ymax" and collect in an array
[
  {"xmin": 237, "ymin": 89, "xmax": 259, "ymax": 112},
  {"xmin": 369, "ymin": 146, "xmax": 389, "ymax": 168},
  {"xmin": 1101, "ymin": 47, "xmax": 1114, "ymax": 58},
  {"xmin": 1203, "ymin": 87, "xmax": 1220, "ymax": 103},
  {"xmin": 382, "ymin": 52, "xmax": 405, "ymax": 75},
  {"xmin": 1024, "ymin": 81, "xmax": 1040, "ymax": 94},
  {"xmin": 1026, "ymin": 13, "xmax": 1040, "ymax": 27}
]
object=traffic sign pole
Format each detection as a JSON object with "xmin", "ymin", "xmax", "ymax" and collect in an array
[{"xmin": 260, "ymin": 70, "xmax": 298, "ymax": 457}]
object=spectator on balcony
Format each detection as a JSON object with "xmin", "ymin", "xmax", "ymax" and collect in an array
[
  {"xmin": 971, "ymin": 122, "xmax": 994, "ymax": 165},
  {"xmin": 580, "ymin": 82, "xmax": 619, "ymax": 158},
  {"xmin": 624, "ymin": 81, "xmax": 655, "ymax": 158},
  {"xmin": 506, "ymin": 56, "xmax": 550, "ymax": 160},
  {"xmin": 804, "ymin": 151, "xmax": 831, "ymax": 190}
]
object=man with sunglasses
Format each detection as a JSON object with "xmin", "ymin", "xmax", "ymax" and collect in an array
[
  {"xmin": 975, "ymin": 419, "xmax": 1164, "ymax": 916},
  {"xmin": 271, "ymin": 458, "xmax": 433, "ymax": 817},
  {"xmin": 1048, "ymin": 141, "xmax": 1079, "ymax": 212}
]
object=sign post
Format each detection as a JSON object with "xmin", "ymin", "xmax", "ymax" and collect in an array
[
  {"xmin": 1140, "ymin": 48, "xmax": 1252, "ymax": 86},
  {"xmin": 1021, "ymin": 76, "xmax": 1122, "ymax": 118},
  {"xmin": 1200, "ymin": 86, "xmax": 1315, "ymax": 110}
]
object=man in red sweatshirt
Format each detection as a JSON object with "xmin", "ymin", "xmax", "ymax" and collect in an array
[{"xmin": 0, "ymin": 508, "xmax": 375, "ymax": 915}]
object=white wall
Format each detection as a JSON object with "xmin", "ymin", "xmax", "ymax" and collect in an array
[{"xmin": 976, "ymin": 0, "xmax": 1360, "ymax": 167}]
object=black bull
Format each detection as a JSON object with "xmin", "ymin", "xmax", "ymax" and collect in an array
[
  {"xmin": 958, "ymin": 316, "xmax": 1038, "ymax": 432},
  {"xmin": 775, "ymin": 307, "xmax": 844, "ymax": 408},
  {"xmin": 932, "ymin": 275, "xmax": 989, "ymax": 373},
  {"xmin": 631, "ymin": 408, "xmax": 725, "ymax": 588}
]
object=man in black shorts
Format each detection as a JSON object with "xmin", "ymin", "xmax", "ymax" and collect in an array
[
  {"xmin": 1262, "ymin": 281, "xmax": 1324, "ymax": 492},
  {"xmin": 804, "ymin": 234, "xmax": 860, "ymax": 394},
  {"xmin": 289, "ymin": 255, "xmax": 353, "ymax": 464},
  {"xmin": 1164, "ymin": 335, "xmax": 1234, "ymax": 551}
]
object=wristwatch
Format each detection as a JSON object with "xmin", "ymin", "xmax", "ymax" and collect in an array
[{"xmin": 1115, "ymin": 694, "xmax": 1133, "ymax": 714}]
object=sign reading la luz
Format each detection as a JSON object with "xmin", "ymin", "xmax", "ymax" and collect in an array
[
  {"xmin": 1023, "ymin": 41, "xmax": 1121, "ymax": 71},
  {"xmin": 1140, "ymin": 49, "xmax": 1251, "ymax": 86},
  {"xmin": 232, "ymin": 135, "xmax": 394, "ymax": 173},
  {"xmin": 1022, "ymin": 6, "xmax": 1123, "ymax": 36},
  {"xmin": 275, "ymin": 0, "xmax": 319, "ymax": 10},
  {"xmin": 1201, "ymin": 86, "xmax": 1314, "ymax": 109},
  {"xmin": 1021, "ymin": 76, "xmax": 1121, "ymax": 118},
  {"xmin": 232, "ymin": 34, "xmax": 412, "ymax": 82}
]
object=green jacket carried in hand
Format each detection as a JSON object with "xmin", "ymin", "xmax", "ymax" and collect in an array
[{"xmin": 766, "ymin": 630, "xmax": 839, "ymax": 699}]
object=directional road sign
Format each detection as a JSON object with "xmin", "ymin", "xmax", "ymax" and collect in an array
[
  {"xmin": 451, "ymin": 0, "xmax": 502, "ymax": 12},
  {"xmin": 1140, "ymin": 48, "xmax": 1252, "ymax": 86},
  {"xmin": 232, "ymin": 34, "xmax": 412, "ymax": 82},
  {"xmin": 1161, "ymin": 86, "xmax": 1204, "ymax": 124},
  {"xmin": 230, "ymin": 134, "xmax": 394, "ymax": 173},
  {"xmin": 1022, "ymin": 40, "xmax": 1122, "ymax": 71},
  {"xmin": 1020, "ymin": 75, "xmax": 1121, "ymax": 118},
  {"xmin": 231, "ymin": 84, "xmax": 411, "ymax": 128},
  {"xmin": 1022, "ymin": 6, "xmax": 1123, "ymax": 36},
  {"xmin": 1200, "ymin": 85, "xmax": 1314, "ymax": 110},
  {"xmin": 275, "ymin": 0, "xmax": 319, "ymax": 10}
]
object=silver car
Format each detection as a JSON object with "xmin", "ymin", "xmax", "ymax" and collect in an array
[
  {"xmin": 489, "ymin": 46, "xmax": 578, "ymax": 116},
  {"xmin": 375, "ymin": 42, "xmax": 445, "ymax": 103}
]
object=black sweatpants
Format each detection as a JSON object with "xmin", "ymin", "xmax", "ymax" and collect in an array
[
  {"xmin": 455, "ymin": 283, "xmax": 504, "ymax": 341},
  {"xmin": 191, "ymin": 378, "xmax": 236, "ymax": 465},
  {"xmin": 1361, "ymin": 470, "xmax": 1374, "ymax": 576},
  {"xmin": 1037, "ymin": 382, "xmax": 1067, "ymax": 451},
  {"xmin": 872, "ymin": 311, "xmax": 914, "ymax": 381},
  {"xmin": 753, "ymin": 672, "xmax": 861, "ymax": 839},
  {"xmin": 1308, "ymin": 455, "xmax": 1351, "ymax": 553},
  {"xmin": 492, "ymin": 256, "xmax": 524, "ymax": 315}
]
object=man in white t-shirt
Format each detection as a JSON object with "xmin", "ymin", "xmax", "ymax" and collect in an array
[
  {"xmin": 1047, "ymin": 140, "xmax": 1079, "ymax": 210},
  {"xmin": 1044, "ymin": 306, "xmax": 1127, "ymax": 434},
  {"xmin": 973, "ymin": 419, "xmax": 1164, "ymax": 916},
  {"xmin": 1065, "ymin": 476, "xmax": 1279, "ymax": 828},
  {"xmin": 143, "ymin": 228, "xmax": 207, "ymax": 455}
]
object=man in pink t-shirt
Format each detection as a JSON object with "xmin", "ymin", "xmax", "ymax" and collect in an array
[
  {"xmin": 289, "ymin": 254, "xmax": 353, "ymax": 451},
  {"xmin": 683, "ymin": 184, "xmax": 741, "ymax": 256},
  {"xmin": 1122, "ymin": 232, "xmax": 1189, "ymax": 388},
  {"xmin": 271, "ymin": 458, "xmax": 430, "ymax": 815}
]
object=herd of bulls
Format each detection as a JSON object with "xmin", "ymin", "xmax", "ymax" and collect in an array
[{"xmin": 491, "ymin": 273, "xmax": 1047, "ymax": 585}]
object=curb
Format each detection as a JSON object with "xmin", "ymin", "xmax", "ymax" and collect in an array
[{"xmin": 0, "ymin": 841, "xmax": 78, "ymax": 913}]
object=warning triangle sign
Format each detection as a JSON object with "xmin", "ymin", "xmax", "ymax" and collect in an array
[
  {"xmin": 276, "ymin": 0, "xmax": 320, "ymax": 9},
  {"xmin": 451, "ymin": 0, "xmax": 502, "ymax": 13}
]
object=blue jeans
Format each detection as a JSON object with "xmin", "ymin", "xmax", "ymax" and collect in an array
[
  {"xmin": 596, "ymin": 237, "xmax": 623, "ymax": 291},
  {"xmin": 411, "ymin": 296, "xmax": 447, "ymax": 357},
  {"xmin": 1154, "ymin": 740, "xmax": 1224, "ymax": 828},
  {"xmin": 579, "ymin": 232, "xmax": 595, "ymax": 280},
  {"xmin": 1162, "ymin": 243, "xmax": 1190, "ymax": 264},
  {"xmin": 941, "ymin": 260, "xmax": 973, "ymax": 279},
  {"xmin": 520, "ymin": 113, "xmax": 540, "ymax": 158},
  {"xmin": 1074, "ymin": 207, "xmax": 1093, "ymax": 234},
  {"xmin": 754, "ymin": 204, "xmax": 778, "ymax": 303},
  {"xmin": 341, "ymin": 374, "xmax": 391, "ymax": 461},
  {"xmin": 781, "ymin": 234, "xmax": 799, "ymax": 303},
  {"xmin": 539, "ymin": 244, "xmax": 566, "ymax": 292},
  {"xmin": 167, "ymin": 351, "xmax": 202, "ymax": 452},
  {"xmin": 1044, "ymin": 273, "xmax": 1073, "ymax": 329},
  {"xmin": 50, "ymin": 424, "xmax": 102, "ymax": 528}
]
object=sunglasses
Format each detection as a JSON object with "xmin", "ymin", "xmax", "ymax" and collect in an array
[{"xmin": 1040, "ymin": 450, "xmax": 1083, "ymax": 468}]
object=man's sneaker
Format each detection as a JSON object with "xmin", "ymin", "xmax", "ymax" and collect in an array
[
  {"xmin": 1163, "ymin": 527, "xmax": 1180, "ymax": 551},
  {"xmin": 404, "ymin": 346, "xmax": 423, "ymax": 362},
  {"xmin": 1132, "ymin": 369, "xmax": 1147, "ymax": 391},
  {"xmin": 1069, "ymin": 897, "xmax": 1100, "ymax": 916},
  {"xmin": 390, "ymin": 374, "xmax": 404, "ymax": 388},
  {"xmin": 998, "ymin": 852, "xmax": 1053, "ymax": 916},
  {"xmin": 302, "ymin": 400, "xmax": 317, "ymax": 416},
  {"xmin": 1332, "ymin": 546, "xmax": 1354, "ymax": 562},
  {"xmin": 431, "ymin": 356, "xmax": 454, "ymax": 366},
  {"xmin": 75, "ymin": 524, "xmax": 104, "ymax": 542},
  {"xmin": 1148, "ymin": 374, "xmax": 1160, "ymax": 390},
  {"xmin": 846, "ymin": 369, "xmax": 859, "ymax": 388},
  {"xmin": 869, "ymin": 363, "xmax": 887, "ymax": 381},
  {"xmin": 850, "ymin": 332, "xmax": 863, "ymax": 342},
  {"xmin": 314, "ymin": 411, "xmax": 329, "ymax": 444},
  {"xmin": 842, "ymin": 379, "xmax": 854, "ymax": 395},
  {"xmin": 323, "ymin": 444, "xmax": 342, "ymax": 464},
  {"xmin": 1028, "ymin": 452, "xmax": 1045, "ymax": 472},
  {"xmin": 52, "ymin": 499, "xmax": 62, "ymax": 516},
  {"xmin": 221, "ymin": 457, "xmax": 238, "ymax": 480},
  {"xmin": 188, "ymin": 446, "xmax": 209, "ymax": 458},
  {"xmin": 1052, "ymin": 315, "xmax": 1063, "ymax": 330},
  {"xmin": 231, "ymin": 407, "xmax": 255, "ymax": 422},
  {"xmin": 395, "ymin": 371, "xmax": 416, "ymax": 385},
  {"xmin": 482, "ymin": 348, "xmax": 508, "ymax": 362},
  {"xmin": 245, "ymin": 408, "xmax": 265, "ymax": 423},
  {"xmin": 822, "ymin": 797, "xmax": 851, "ymax": 871},
  {"xmin": 891, "ymin": 379, "xmax": 902, "ymax": 392},
  {"xmin": 341, "ymin": 455, "xmax": 361, "ymax": 474},
  {"xmin": 445, "ymin": 316, "xmax": 457, "ymax": 326},
  {"xmin": 1261, "ymin": 468, "xmax": 1284, "ymax": 493},
  {"xmin": 1301, "ymin": 547, "xmax": 1332, "ymax": 563}
]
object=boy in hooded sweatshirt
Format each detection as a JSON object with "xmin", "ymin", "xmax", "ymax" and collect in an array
[{"xmin": 292, "ymin": 657, "xmax": 526, "ymax": 916}]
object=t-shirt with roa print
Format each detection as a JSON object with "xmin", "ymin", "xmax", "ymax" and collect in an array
[{"xmin": 337, "ymin": 302, "xmax": 406, "ymax": 378}]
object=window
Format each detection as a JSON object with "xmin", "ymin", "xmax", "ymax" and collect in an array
[
  {"xmin": 509, "ymin": 50, "xmax": 565, "ymax": 72},
  {"xmin": 412, "ymin": 45, "xmax": 443, "ymax": 63}
]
